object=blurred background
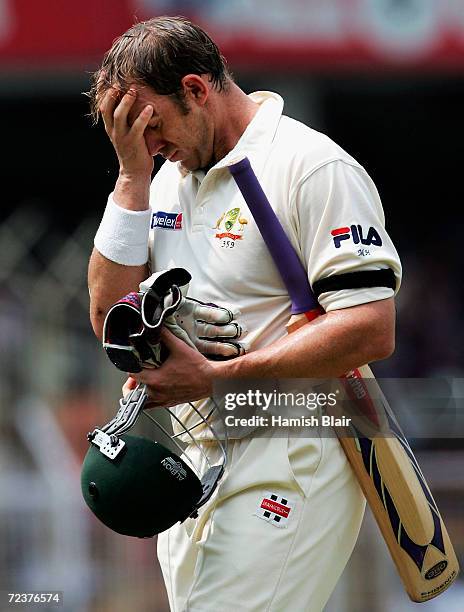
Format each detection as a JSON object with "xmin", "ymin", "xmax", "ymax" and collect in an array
[{"xmin": 0, "ymin": 1, "xmax": 463, "ymax": 610}]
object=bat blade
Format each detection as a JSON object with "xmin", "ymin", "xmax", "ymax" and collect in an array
[
  {"xmin": 228, "ymin": 157, "xmax": 459, "ymax": 602},
  {"xmin": 335, "ymin": 363, "xmax": 459, "ymax": 601}
]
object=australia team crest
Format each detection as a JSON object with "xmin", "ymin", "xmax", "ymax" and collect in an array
[{"xmin": 213, "ymin": 207, "xmax": 248, "ymax": 249}]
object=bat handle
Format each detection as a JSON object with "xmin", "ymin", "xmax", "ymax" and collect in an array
[{"xmin": 229, "ymin": 156, "xmax": 319, "ymax": 315}]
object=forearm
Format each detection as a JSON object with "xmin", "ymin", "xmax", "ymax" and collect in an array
[
  {"xmin": 113, "ymin": 173, "xmax": 151, "ymax": 211},
  {"xmin": 212, "ymin": 299, "xmax": 395, "ymax": 380},
  {"xmin": 89, "ymin": 174, "xmax": 152, "ymax": 340},
  {"xmin": 88, "ymin": 249, "xmax": 148, "ymax": 340}
]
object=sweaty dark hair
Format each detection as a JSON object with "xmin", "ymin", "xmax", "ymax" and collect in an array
[{"xmin": 88, "ymin": 16, "xmax": 232, "ymax": 123}]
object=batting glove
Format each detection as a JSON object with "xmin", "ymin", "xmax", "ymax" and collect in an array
[{"xmin": 140, "ymin": 269, "xmax": 246, "ymax": 360}]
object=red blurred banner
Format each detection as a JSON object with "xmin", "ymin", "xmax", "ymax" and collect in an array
[
  {"xmin": 1, "ymin": 0, "xmax": 464, "ymax": 71},
  {"xmin": 0, "ymin": 0, "xmax": 133, "ymax": 66}
]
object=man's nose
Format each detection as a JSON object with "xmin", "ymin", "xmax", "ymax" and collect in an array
[{"xmin": 145, "ymin": 134, "xmax": 167, "ymax": 156}]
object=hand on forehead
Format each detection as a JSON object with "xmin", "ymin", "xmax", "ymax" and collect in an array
[
  {"xmin": 99, "ymin": 84, "xmax": 157, "ymax": 126},
  {"xmin": 127, "ymin": 85, "xmax": 161, "ymax": 122}
]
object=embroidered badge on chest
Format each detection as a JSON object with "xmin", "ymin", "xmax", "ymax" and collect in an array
[
  {"xmin": 254, "ymin": 492, "xmax": 295, "ymax": 528},
  {"xmin": 213, "ymin": 207, "xmax": 248, "ymax": 249}
]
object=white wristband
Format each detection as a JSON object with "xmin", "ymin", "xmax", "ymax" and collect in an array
[{"xmin": 94, "ymin": 193, "xmax": 151, "ymax": 266}]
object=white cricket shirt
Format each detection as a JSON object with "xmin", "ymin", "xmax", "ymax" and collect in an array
[
  {"xmin": 148, "ymin": 91, "xmax": 401, "ymax": 353},
  {"xmin": 147, "ymin": 91, "xmax": 401, "ymax": 438}
]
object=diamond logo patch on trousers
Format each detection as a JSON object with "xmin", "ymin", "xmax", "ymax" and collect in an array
[{"xmin": 254, "ymin": 492, "xmax": 294, "ymax": 528}]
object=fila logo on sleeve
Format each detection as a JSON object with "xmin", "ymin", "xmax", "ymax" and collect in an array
[
  {"xmin": 151, "ymin": 211, "xmax": 183, "ymax": 230},
  {"xmin": 254, "ymin": 492, "xmax": 295, "ymax": 528},
  {"xmin": 331, "ymin": 224, "xmax": 382, "ymax": 249}
]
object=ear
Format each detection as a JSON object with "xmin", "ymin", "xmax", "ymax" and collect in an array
[{"xmin": 181, "ymin": 74, "xmax": 209, "ymax": 106}]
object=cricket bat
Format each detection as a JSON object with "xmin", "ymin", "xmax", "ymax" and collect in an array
[{"xmin": 228, "ymin": 156, "xmax": 459, "ymax": 603}]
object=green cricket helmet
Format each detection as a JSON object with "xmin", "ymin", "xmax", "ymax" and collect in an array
[
  {"xmin": 81, "ymin": 385, "xmax": 226, "ymax": 538},
  {"xmin": 81, "ymin": 432, "xmax": 204, "ymax": 537}
]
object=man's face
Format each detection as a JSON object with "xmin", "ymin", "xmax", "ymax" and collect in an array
[{"xmin": 126, "ymin": 85, "xmax": 214, "ymax": 172}]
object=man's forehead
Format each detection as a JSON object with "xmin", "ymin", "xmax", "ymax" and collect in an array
[
  {"xmin": 131, "ymin": 84, "xmax": 155, "ymax": 101},
  {"xmin": 110, "ymin": 83, "xmax": 160, "ymax": 108},
  {"xmin": 126, "ymin": 86, "xmax": 162, "ymax": 123}
]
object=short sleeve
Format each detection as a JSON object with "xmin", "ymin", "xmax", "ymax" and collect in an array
[{"xmin": 293, "ymin": 160, "xmax": 402, "ymax": 312}]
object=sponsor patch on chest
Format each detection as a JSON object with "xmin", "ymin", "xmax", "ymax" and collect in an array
[
  {"xmin": 254, "ymin": 492, "xmax": 295, "ymax": 528},
  {"xmin": 151, "ymin": 211, "xmax": 183, "ymax": 230}
]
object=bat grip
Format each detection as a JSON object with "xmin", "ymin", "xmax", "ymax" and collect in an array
[{"xmin": 229, "ymin": 157, "xmax": 319, "ymax": 315}]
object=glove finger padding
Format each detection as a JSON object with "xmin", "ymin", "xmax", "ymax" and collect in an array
[
  {"xmin": 164, "ymin": 318, "xmax": 245, "ymax": 359},
  {"xmin": 194, "ymin": 338, "xmax": 246, "ymax": 360},
  {"xmin": 171, "ymin": 299, "xmax": 246, "ymax": 356},
  {"xmin": 164, "ymin": 305, "xmax": 246, "ymax": 357},
  {"xmin": 194, "ymin": 321, "xmax": 243, "ymax": 340},
  {"xmin": 181, "ymin": 299, "xmax": 239, "ymax": 325}
]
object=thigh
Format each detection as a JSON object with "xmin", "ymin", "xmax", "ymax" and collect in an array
[
  {"xmin": 157, "ymin": 514, "xmax": 200, "ymax": 612},
  {"xmin": 157, "ymin": 442, "xmax": 223, "ymax": 612},
  {"xmin": 162, "ymin": 434, "xmax": 365, "ymax": 612}
]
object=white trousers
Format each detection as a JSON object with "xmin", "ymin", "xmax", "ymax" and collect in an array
[{"xmin": 157, "ymin": 431, "xmax": 365, "ymax": 612}]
